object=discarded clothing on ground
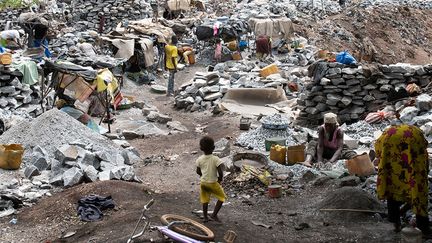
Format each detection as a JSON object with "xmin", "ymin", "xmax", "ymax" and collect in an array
[
  {"xmin": 308, "ymin": 61, "xmax": 328, "ymax": 83},
  {"xmin": 11, "ymin": 61, "xmax": 38, "ymax": 85},
  {"xmin": 77, "ymin": 194, "xmax": 115, "ymax": 222}
]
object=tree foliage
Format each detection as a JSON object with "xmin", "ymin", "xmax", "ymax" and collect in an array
[{"xmin": 0, "ymin": 0, "xmax": 39, "ymax": 10}]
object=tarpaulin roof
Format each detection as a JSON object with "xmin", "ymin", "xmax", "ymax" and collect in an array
[
  {"xmin": 249, "ymin": 17, "xmax": 295, "ymax": 40},
  {"xmin": 121, "ymin": 19, "xmax": 175, "ymax": 44}
]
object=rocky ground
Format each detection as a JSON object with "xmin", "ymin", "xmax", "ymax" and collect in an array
[
  {"xmin": 0, "ymin": 66, "xmax": 408, "ymax": 243},
  {"xmin": 299, "ymin": 6, "xmax": 432, "ymax": 64},
  {"xmin": 1, "ymin": 0, "xmax": 432, "ymax": 242}
]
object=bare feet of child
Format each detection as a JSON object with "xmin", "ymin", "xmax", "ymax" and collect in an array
[{"xmin": 210, "ymin": 214, "xmax": 221, "ymax": 222}]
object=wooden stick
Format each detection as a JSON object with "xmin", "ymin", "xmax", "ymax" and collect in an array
[{"xmin": 320, "ymin": 208, "xmax": 385, "ymax": 214}]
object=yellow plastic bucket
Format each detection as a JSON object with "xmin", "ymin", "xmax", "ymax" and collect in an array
[{"xmin": 0, "ymin": 144, "xmax": 24, "ymax": 170}]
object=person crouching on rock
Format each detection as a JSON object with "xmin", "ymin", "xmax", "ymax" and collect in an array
[{"xmin": 301, "ymin": 112, "xmax": 356, "ymax": 167}]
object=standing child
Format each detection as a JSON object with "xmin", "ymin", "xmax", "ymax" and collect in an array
[
  {"xmin": 196, "ymin": 136, "xmax": 226, "ymax": 222},
  {"xmin": 214, "ymin": 39, "xmax": 222, "ymax": 63},
  {"xmin": 164, "ymin": 35, "xmax": 178, "ymax": 96}
]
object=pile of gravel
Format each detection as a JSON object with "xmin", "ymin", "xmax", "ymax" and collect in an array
[
  {"xmin": 318, "ymin": 187, "xmax": 385, "ymax": 221},
  {"xmin": 261, "ymin": 113, "xmax": 290, "ymax": 129},
  {"xmin": 236, "ymin": 125, "xmax": 299, "ymax": 151},
  {"xmin": 342, "ymin": 120, "xmax": 389, "ymax": 141},
  {"xmin": 0, "ymin": 109, "xmax": 124, "ymax": 158}
]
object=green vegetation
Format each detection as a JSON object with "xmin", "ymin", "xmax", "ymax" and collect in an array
[{"xmin": 0, "ymin": 0, "xmax": 39, "ymax": 10}]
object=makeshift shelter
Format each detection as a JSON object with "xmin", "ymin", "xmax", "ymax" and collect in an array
[
  {"xmin": 249, "ymin": 17, "xmax": 295, "ymax": 41},
  {"xmin": 196, "ymin": 18, "xmax": 249, "ymax": 42},
  {"xmin": 167, "ymin": 0, "xmax": 191, "ymax": 11},
  {"xmin": 41, "ymin": 61, "xmax": 123, "ymax": 132},
  {"xmin": 119, "ymin": 19, "xmax": 175, "ymax": 44}
]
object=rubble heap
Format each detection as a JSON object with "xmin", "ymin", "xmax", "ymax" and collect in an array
[
  {"xmin": 71, "ymin": 0, "xmax": 150, "ymax": 32},
  {"xmin": 0, "ymin": 76, "xmax": 41, "ymax": 112},
  {"xmin": 0, "ymin": 8, "xmax": 26, "ymax": 30},
  {"xmin": 0, "ymin": 109, "xmax": 141, "ymax": 187},
  {"xmin": 297, "ymin": 62, "xmax": 432, "ymax": 124},
  {"xmin": 236, "ymin": 114, "xmax": 310, "ymax": 151},
  {"xmin": 175, "ymin": 71, "xmax": 229, "ymax": 112}
]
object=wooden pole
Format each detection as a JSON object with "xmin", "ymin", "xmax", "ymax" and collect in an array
[{"xmin": 320, "ymin": 208, "xmax": 385, "ymax": 214}]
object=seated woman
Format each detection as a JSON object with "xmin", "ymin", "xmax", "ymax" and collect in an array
[{"xmin": 301, "ymin": 112, "xmax": 356, "ymax": 167}]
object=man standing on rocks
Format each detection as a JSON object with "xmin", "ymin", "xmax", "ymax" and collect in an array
[
  {"xmin": 164, "ymin": 36, "xmax": 178, "ymax": 96},
  {"xmin": 301, "ymin": 112, "xmax": 356, "ymax": 167}
]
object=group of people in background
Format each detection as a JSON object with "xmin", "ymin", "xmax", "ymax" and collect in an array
[{"xmin": 0, "ymin": 23, "xmax": 52, "ymax": 58}]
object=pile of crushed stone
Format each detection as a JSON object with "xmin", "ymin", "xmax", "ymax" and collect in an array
[
  {"xmin": 0, "ymin": 109, "xmax": 124, "ymax": 159},
  {"xmin": 318, "ymin": 187, "xmax": 385, "ymax": 221}
]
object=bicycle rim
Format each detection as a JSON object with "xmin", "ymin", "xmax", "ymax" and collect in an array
[{"xmin": 160, "ymin": 214, "xmax": 215, "ymax": 241}]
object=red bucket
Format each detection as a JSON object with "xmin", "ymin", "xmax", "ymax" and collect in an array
[{"xmin": 268, "ymin": 185, "xmax": 282, "ymax": 198}]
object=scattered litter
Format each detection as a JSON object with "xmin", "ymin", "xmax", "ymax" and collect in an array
[
  {"xmin": 61, "ymin": 231, "xmax": 77, "ymax": 239},
  {"xmin": 251, "ymin": 220, "xmax": 272, "ymax": 229}
]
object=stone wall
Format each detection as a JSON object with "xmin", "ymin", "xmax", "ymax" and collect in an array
[
  {"xmin": 71, "ymin": 0, "xmax": 150, "ymax": 32},
  {"xmin": 0, "ymin": 8, "xmax": 26, "ymax": 30},
  {"xmin": 297, "ymin": 62, "xmax": 432, "ymax": 124}
]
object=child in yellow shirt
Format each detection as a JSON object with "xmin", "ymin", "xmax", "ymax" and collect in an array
[{"xmin": 196, "ymin": 136, "xmax": 226, "ymax": 222}]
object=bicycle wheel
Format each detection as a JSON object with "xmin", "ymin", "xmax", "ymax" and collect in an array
[{"xmin": 160, "ymin": 214, "xmax": 215, "ymax": 241}]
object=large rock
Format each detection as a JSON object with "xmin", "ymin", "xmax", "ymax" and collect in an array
[
  {"xmin": 55, "ymin": 145, "xmax": 79, "ymax": 162},
  {"xmin": 122, "ymin": 130, "xmax": 140, "ymax": 140},
  {"xmin": 204, "ymin": 92, "xmax": 223, "ymax": 101},
  {"xmin": 142, "ymin": 106, "xmax": 159, "ymax": 116},
  {"xmin": 134, "ymin": 123, "xmax": 169, "ymax": 138},
  {"xmin": 122, "ymin": 166, "xmax": 135, "ymax": 181},
  {"xmin": 416, "ymin": 94, "xmax": 432, "ymax": 112},
  {"xmin": 63, "ymin": 167, "xmax": 84, "ymax": 187},
  {"xmin": 146, "ymin": 111, "xmax": 173, "ymax": 124},
  {"xmin": 99, "ymin": 170, "xmax": 113, "ymax": 181},
  {"xmin": 100, "ymin": 161, "xmax": 116, "ymax": 171},
  {"xmin": 84, "ymin": 166, "xmax": 98, "ymax": 182},
  {"xmin": 213, "ymin": 138, "xmax": 230, "ymax": 158},
  {"xmin": 31, "ymin": 155, "xmax": 50, "ymax": 171},
  {"xmin": 0, "ymin": 86, "xmax": 15, "ymax": 94},
  {"xmin": 175, "ymin": 97, "xmax": 194, "ymax": 109},
  {"xmin": 50, "ymin": 159, "xmax": 63, "ymax": 176},
  {"xmin": 420, "ymin": 122, "xmax": 432, "ymax": 136},
  {"xmin": 400, "ymin": 106, "xmax": 420, "ymax": 123},
  {"xmin": 49, "ymin": 173, "xmax": 64, "ymax": 186},
  {"xmin": 339, "ymin": 176, "xmax": 361, "ymax": 187},
  {"xmin": 344, "ymin": 134, "xmax": 359, "ymax": 149},
  {"xmin": 113, "ymin": 139, "xmax": 131, "ymax": 148},
  {"xmin": 24, "ymin": 165, "xmax": 40, "ymax": 179},
  {"xmin": 326, "ymin": 94, "xmax": 342, "ymax": 106},
  {"xmin": 78, "ymin": 151, "xmax": 100, "ymax": 169},
  {"xmin": 111, "ymin": 166, "xmax": 127, "ymax": 180},
  {"xmin": 341, "ymin": 97, "xmax": 352, "ymax": 106},
  {"xmin": 167, "ymin": 121, "xmax": 189, "ymax": 132}
]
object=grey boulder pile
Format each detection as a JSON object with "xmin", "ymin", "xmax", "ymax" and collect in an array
[
  {"xmin": 25, "ymin": 143, "xmax": 140, "ymax": 187},
  {"xmin": 297, "ymin": 62, "xmax": 432, "ymax": 124},
  {"xmin": 0, "ymin": 75, "xmax": 42, "ymax": 113},
  {"xmin": 71, "ymin": 0, "xmax": 150, "ymax": 32}
]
